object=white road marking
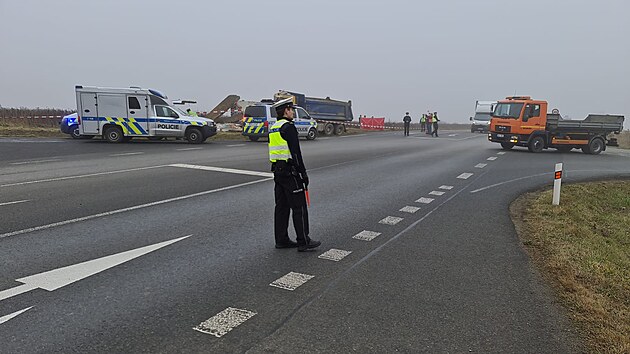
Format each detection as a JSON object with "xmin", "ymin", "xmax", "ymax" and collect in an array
[
  {"xmin": 339, "ymin": 134, "xmax": 367, "ymax": 138},
  {"xmin": 0, "ymin": 307, "xmax": 33, "ymax": 325},
  {"xmin": 270, "ymin": 272, "xmax": 314, "ymax": 291},
  {"xmin": 497, "ymin": 151, "xmax": 506, "ymax": 155},
  {"xmin": 176, "ymin": 147, "xmax": 203, "ymax": 151},
  {"xmin": 399, "ymin": 206, "xmax": 420, "ymax": 213},
  {"xmin": 352, "ymin": 230, "xmax": 381, "ymax": 241},
  {"xmin": 448, "ymin": 134, "xmax": 458, "ymax": 137},
  {"xmin": 429, "ymin": 191, "xmax": 445, "ymax": 196},
  {"xmin": 0, "ymin": 178, "xmax": 271, "ymax": 239},
  {"xmin": 439, "ymin": 185, "xmax": 454, "ymax": 190},
  {"xmin": 318, "ymin": 249, "xmax": 352, "ymax": 261},
  {"xmin": 170, "ymin": 164, "xmax": 273, "ymax": 178},
  {"xmin": 457, "ymin": 173, "xmax": 474, "ymax": 179},
  {"xmin": 0, "ymin": 236, "xmax": 190, "ymax": 301},
  {"xmin": 487, "ymin": 156, "xmax": 497, "ymax": 161},
  {"xmin": 416, "ymin": 197, "xmax": 434, "ymax": 204},
  {"xmin": 227, "ymin": 144, "xmax": 245, "ymax": 147},
  {"xmin": 475, "ymin": 163, "xmax": 487, "ymax": 168},
  {"xmin": 193, "ymin": 307, "xmax": 256, "ymax": 338},
  {"xmin": 0, "ymin": 200, "xmax": 29, "ymax": 207},
  {"xmin": 109, "ymin": 152, "xmax": 144, "ymax": 157},
  {"xmin": 10, "ymin": 159, "xmax": 61, "ymax": 165},
  {"xmin": 1, "ymin": 165, "xmax": 167, "ymax": 188},
  {"xmin": 379, "ymin": 216, "xmax": 403, "ymax": 225}
]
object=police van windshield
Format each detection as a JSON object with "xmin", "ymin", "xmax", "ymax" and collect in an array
[{"xmin": 493, "ymin": 103, "xmax": 524, "ymax": 119}]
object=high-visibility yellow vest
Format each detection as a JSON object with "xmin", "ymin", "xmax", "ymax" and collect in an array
[
  {"xmin": 421, "ymin": 115, "xmax": 426, "ymax": 123},
  {"xmin": 269, "ymin": 119, "xmax": 292, "ymax": 162}
]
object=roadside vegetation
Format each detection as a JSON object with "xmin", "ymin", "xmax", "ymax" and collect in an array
[
  {"xmin": 511, "ymin": 181, "xmax": 630, "ymax": 353},
  {"xmin": 618, "ymin": 131, "xmax": 630, "ymax": 149}
]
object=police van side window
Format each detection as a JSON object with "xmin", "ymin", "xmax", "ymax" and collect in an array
[
  {"xmin": 299, "ymin": 108, "xmax": 311, "ymax": 119},
  {"xmin": 156, "ymin": 106, "xmax": 179, "ymax": 118},
  {"xmin": 128, "ymin": 97, "xmax": 141, "ymax": 110},
  {"xmin": 270, "ymin": 106, "xmax": 278, "ymax": 118}
]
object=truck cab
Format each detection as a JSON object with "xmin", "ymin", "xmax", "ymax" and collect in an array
[{"xmin": 489, "ymin": 96, "xmax": 624, "ymax": 154}]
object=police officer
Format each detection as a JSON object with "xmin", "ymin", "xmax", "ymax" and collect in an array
[
  {"xmin": 403, "ymin": 112, "xmax": 411, "ymax": 136},
  {"xmin": 269, "ymin": 98, "xmax": 321, "ymax": 252},
  {"xmin": 186, "ymin": 108, "xmax": 198, "ymax": 117}
]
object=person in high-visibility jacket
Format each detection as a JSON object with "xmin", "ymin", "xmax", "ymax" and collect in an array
[
  {"xmin": 420, "ymin": 114, "xmax": 426, "ymax": 132},
  {"xmin": 269, "ymin": 98, "xmax": 321, "ymax": 252}
]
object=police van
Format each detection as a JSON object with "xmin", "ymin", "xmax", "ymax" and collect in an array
[
  {"xmin": 75, "ymin": 86, "xmax": 217, "ymax": 143},
  {"xmin": 242, "ymin": 101, "xmax": 317, "ymax": 142}
]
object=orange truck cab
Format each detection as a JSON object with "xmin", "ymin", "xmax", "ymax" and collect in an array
[{"xmin": 488, "ymin": 96, "xmax": 624, "ymax": 154}]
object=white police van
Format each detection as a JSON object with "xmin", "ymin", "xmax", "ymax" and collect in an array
[
  {"xmin": 75, "ymin": 86, "xmax": 217, "ymax": 143},
  {"xmin": 242, "ymin": 101, "xmax": 317, "ymax": 142}
]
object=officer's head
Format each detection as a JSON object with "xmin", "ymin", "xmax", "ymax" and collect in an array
[
  {"xmin": 406, "ymin": 112, "xmax": 409, "ymax": 115},
  {"xmin": 273, "ymin": 98, "xmax": 295, "ymax": 120}
]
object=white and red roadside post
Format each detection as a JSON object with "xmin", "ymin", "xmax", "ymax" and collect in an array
[{"xmin": 552, "ymin": 162, "xmax": 563, "ymax": 205}]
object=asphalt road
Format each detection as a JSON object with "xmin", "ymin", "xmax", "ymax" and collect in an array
[{"xmin": 1, "ymin": 131, "xmax": 629, "ymax": 353}]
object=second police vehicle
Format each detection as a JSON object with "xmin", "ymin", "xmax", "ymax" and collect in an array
[{"xmin": 242, "ymin": 100, "xmax": 317, "ymax": 142}]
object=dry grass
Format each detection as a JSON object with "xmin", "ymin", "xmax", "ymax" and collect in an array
[
  {"xmin": 0, "ymin": 124, "xmax": 65, "ymax": 137},
  {"xmin": 511, "ymin": 181, "xmax": 630, "ymax": 353}
]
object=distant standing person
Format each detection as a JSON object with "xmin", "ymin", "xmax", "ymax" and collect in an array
[
  {"xmin": 431, "ymin": 112, "xmax": 440, "ymax": 137},
  {"xmin": 403, "ymin": 112, "xmax": 411, "ymax": 136},
  {"xmin": 426, "ymin": 113, "xmax": 433, "ymax": 135},
  {"xmin": 420, "ymin": 114, "xmax": 426, "ymax": 132}
]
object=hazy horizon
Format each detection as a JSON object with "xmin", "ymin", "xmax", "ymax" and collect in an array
[{"xmin": 1, "ymin": 0, "xmax": 628, "ymax": 128}]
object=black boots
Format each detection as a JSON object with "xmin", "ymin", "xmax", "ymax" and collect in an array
[{"xmin": 298, "ymin": 238, "xmax": 321, "ymax": 252}]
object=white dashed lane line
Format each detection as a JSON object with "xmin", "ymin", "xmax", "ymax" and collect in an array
[
  {"xmin": 457, "ymin": 173, "xmax": 474, "ymax": 179},
  {"xmin": 487, "ymin": 156, "xmax": 497, "ymax": 161},
  {"xmin": 227, "ymin": 144, "xmax": 245, "ymax": 147},
  {"xmin": 353, "ymin": 230, "xmax": 381, "ymax": 241},
  {"xmin": 429, "ymin": 191, "xmax": 445, "ymax": 196},
  {"xmin": 416, "ymin": 197, "xmax": 434, "ymax": 204},
  {"xmin": 439, "ymin": 185, "xmax": 454, "ymax": 190},
  {"xmin": 399, "ymin": 206, "xmax": 420, "ymax": 213},
  {"xmin": 0, "ymin": 200, "xmax": 30, "ymax": 207},
  {"xmin": 497, "ymin": 151, "xmax": 506, "ymax": 155},
  {"xmin": 193, "ymin": 307, "xmax": 256, "ymax": 338},
  {"xmin": 170, "ymin": 164, "xmax": 273, "ymax": 178},
  {"xmin": 475, "ymin": 163, "xmax": 487, "ymax": 168},
  {"xmin": 0, "ymin": 307, "xmax": 33, "ymax": 325},
  {"xmin": 176, "ymin": 147, "xmax": 203, "ymax": 151},
  {"xmin": 318, "ymin": 249, "xmax": 352, "ymax": 261},
  {"xmin": 379, "ymin": 216, "xmax": 404, "ymax": 225},
  {"xmin": 10, "ymin": 159, "xmax": 61, "ymax": 165},
  {"xmin": 109, "ymin": 152, "xmax": 144, "ymax": 157},
  {"xmin": 270, "ymin": 272, "xmax": 314, "ymax": 291}
]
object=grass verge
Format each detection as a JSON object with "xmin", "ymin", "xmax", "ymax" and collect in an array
[
  {"xmin": 511, "ymin": 180, "xmax": 630, "ymax": 353},
  {"xmin": 617, "ymin": 131, "xmax": 630, "ymax": 149}
]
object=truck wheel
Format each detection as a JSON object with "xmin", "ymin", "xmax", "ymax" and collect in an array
[
  {"xmin": 500, "ymin": 142, "xmax": 514, "ymax": 150},
  {"xmin": 70, "ymin": 125, "xmax": 81, "ymax": 139},
  {"xmin": 248, "ymin": 136, "xmax": 259, "ymax": 142},
  {"xmin": 104, "ymin": 126, "xmax": 124, "ymax": 143},
  {"xmin": 334, "ymin": 124, "xmax": 345, "ymax": 135},
  {"xmin": 306, "ymin": 128, "xmax": 317, "ymax": 140},
  {"xmin": 324, "ymin": 123, "xmax": 335, "ymax": 136},
  {"xmin": 587, "ymin": 138, "xmax": 604, "ymax": 155},
  {"xmin": 186, "ymin": 128, "xmax": 204, "ymax": 144},
  {"xmin": 528, "ymin": 136, "xmax": 545, "ymax": 153}
]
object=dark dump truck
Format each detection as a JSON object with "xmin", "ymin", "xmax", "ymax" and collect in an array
[
  {"xmin": 274, "ymin": 90, "xmax": 354, "ymax": 135},
  {"xmin": 488, "ymin": 96, "xmax": 625, "ymax": 154}
]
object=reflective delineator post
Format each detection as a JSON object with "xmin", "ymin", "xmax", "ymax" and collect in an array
[{"xmin": 553, "ymin": 163, "xmax": 563, "ymax": 205}]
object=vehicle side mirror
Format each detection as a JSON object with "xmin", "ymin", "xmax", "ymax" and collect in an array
[{"xmin": 469, "ymin": 117, "xmax": 473, "ymax": 121}]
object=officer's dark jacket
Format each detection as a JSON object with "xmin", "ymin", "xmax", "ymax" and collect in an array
[
  {"xmin": 279, "ymin": 120, "xmax": 307, "ymax": 174},
  {"xmin": 403, "ymin": 115, "xmax": 411, "ymax": 123}
]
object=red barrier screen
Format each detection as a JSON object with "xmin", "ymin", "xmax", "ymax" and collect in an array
[{"xmin": 360, "ymin": 117, "xmax": 385, "ymax": 130}]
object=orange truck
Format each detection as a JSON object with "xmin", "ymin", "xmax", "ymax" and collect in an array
[{"xmin": 488, "ymin": 96, "xmax": 625, "ymax": 154}]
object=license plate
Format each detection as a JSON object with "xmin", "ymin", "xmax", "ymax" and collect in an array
[{"xmin": 496, "ymin": 134, "xmax": 504, "ymax": 138}]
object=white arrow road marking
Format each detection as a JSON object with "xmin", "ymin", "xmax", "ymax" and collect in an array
[
  {"xmin": 0, "ymin": 307, "xmax": 33, "ymax": 325},
  {"xmin": 170, "ymin": 164, "xmax": 273, "ymax": 178},
  {"xmin": 0, "ymin": 200, "xmax": 30, "ymax": 207},
  {"xmin": 0, "ymin": 235, "xmax": 190, "ymax": 301}
]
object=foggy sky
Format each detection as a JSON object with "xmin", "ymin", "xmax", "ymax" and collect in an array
[{"xmin": 1, "ymin": 0, "xmax": 628, "ymax": 128}]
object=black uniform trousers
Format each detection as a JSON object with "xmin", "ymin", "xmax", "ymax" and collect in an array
[
  {"xmin": 273, "ymin": 167, "xmax": 309, "ymax": 246},
  {"xmin": 403, "ymin": 122, "xmax": 410, "ymax": 136}
]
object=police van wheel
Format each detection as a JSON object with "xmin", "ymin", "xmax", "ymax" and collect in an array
[
  {"xmin": 104, "ymin": 126, "xmax": 124, "ymax": 143},
  {"xmin": 306, "ymin": 128, "xmax": 317, "ymax": 140},
  {"xmin": 70, "ymin": 126, "xmax": 81, "ymax": 139},
  {"xmin": 186, "ymin": 128, "xmax": 204, "ymax": 144}
]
